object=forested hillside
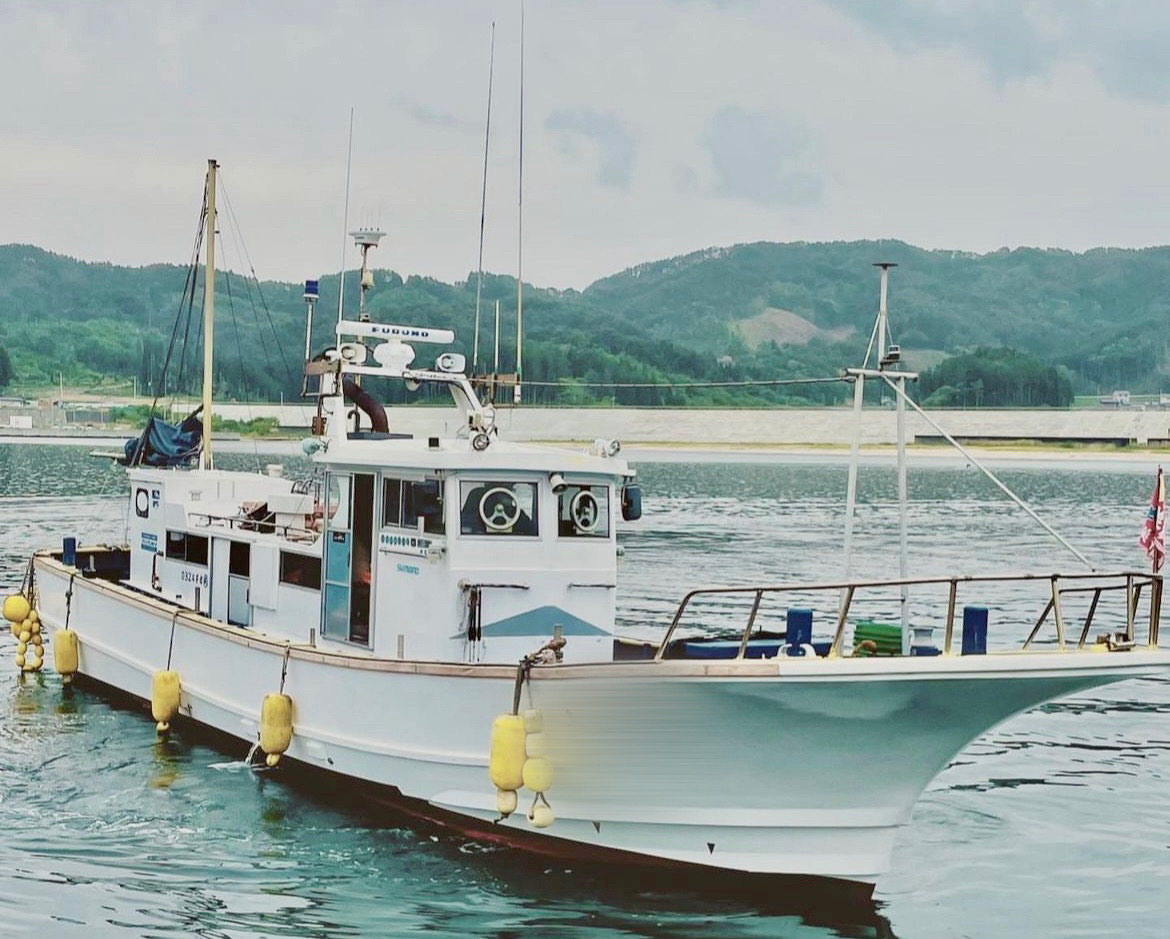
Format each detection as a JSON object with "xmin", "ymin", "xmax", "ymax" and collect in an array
[{"xmin": 1, "ymin": 239, "xmax": 1167, "ymax": 406}]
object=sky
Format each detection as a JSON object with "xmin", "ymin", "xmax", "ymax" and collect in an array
[{"xmin": 4, "ymin": 0, "xmax": 1170, "ymax": 290}]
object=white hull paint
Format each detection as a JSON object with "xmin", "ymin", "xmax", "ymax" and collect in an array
[{"xmin": 35, "ymin": 555, "xmax": 1170, "ymax": 886}]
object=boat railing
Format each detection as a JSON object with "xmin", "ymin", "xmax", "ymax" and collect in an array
[
  {"xmin": 187, "ymin": 511, "xmax": 320, "ymax": 544},
  {"xmin": 652, "ymin": 570, "xmax": 1163, "ymax": 661}
]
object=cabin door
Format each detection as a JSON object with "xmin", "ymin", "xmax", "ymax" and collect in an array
[{"xmin": 322, "ymin": 472, "xmax": 375, "ymax": 645}]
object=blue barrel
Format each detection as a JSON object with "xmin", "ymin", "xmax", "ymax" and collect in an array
[
  {"xmin": 962, "ymin": 605, "xmax": 988, "ymax": 655},
  {"xmin": 786, "ymin": 608, "xmax": 813, "ymax": 654},
  {"xmin": 62, "ymin": 536, "xmax": 77, "ymax": 567}
]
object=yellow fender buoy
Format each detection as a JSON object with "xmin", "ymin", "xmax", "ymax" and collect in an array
[
  {"xmin": 151, "ymin": 670, "xmax": 181, "ymax": 732},
  {"xmin": 259, "ymin": 693, "xmax": 293, "ymax": 767},
  {"xmin": 525, "ymin": 731, "xmax": 548, "ymax": 759},
  {"xmin": 522, "ymin": 756, "xmax": 554, "ymax": 793},
  {"xmin": 53, "ymin": 628, "xmax": 79, "ymax": 683},
  {"xmin": 2, "ymin": 594, "xmax": 30, "ymax": 624},
  {"xmin": 488, "ymin": 714, "xmax": 526, "ymax": 791}
]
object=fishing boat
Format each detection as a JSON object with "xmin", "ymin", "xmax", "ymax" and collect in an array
[{"xmin": 6, "ymin": 161, "xmax": 1169, "ymax": 898}]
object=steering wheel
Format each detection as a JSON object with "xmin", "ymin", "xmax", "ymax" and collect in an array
[
  {"xmin": 570, "ymin": 490, "xmax": 600, "ymax": 532},
  {"xmin": 479, "ymin": 487, "xmax": 521, "ymax": 532}
]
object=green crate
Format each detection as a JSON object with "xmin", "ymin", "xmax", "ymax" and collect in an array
[{"xmin": 852, "ymin": 621, "xmax": 903, "ymax": 656}]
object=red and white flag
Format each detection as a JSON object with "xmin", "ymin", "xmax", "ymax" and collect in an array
[{"xmin": 1140, "ymin": 467, "xmax": 1166, "ymax": 572}]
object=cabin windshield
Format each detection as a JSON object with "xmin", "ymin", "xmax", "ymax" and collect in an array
[
  {"xmin": 557, "ymin": 484, "xmax": 610, "ymax": 538},
  {"xmin": 459, "ymin": 481, "xmax": 539, "ymax": 536}
]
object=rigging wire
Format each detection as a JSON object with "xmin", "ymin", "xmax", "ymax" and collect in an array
[
  {"xmin": 220, "ymin": 270, "xmax": 250, "ymax": 400},
  {"xmin": 218, "ymin": 174, "xmax": 298, "ymax": 392},
  {"xmin": 151, "ymin": 185, "xmax": 206, "ymax": 408},
  {"xmin": 220, "ymin": 243, "xmax": 265, "ymax": 474},
  {"xmin": 128, "ymin": 174, "xmax": 208, "ymax": 467},
  {"xmin": 516, "ymin": 375, "xmax": 851, "ymax": 390}
]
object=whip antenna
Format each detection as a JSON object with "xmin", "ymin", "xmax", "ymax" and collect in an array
[
  {"xmin": 514, "ymin": 0, "xmax": 525, "ymax": 404},
  {"xmin": 473, "ymin": 22, "xmax": 496, "ymax": 371},
  {"xmin": 337, "ymin": 107, "xmax": 355, "ymax": 324}
]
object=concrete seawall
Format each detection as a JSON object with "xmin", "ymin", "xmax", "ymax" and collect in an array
[{"xmin": 205, "ymin": 404, "xmax": 1170, "ymax": 446}]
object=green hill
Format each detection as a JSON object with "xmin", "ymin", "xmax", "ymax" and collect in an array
[{"xmin": 2, "ymin": 239, "xmax": 1168, "ymax": 407}]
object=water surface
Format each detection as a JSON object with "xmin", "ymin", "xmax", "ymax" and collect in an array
[{"xmin": 2, "ymin": 441, "xmax": 1169, "ymax": 937}]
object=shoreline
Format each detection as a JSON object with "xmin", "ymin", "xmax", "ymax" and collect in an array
[{"xmin": 2, "ymin": 434, "xmax": 1165, "ymax": 469}]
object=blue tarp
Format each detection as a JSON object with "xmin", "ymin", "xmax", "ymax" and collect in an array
[{"xmin": 120, "ymin": 411, "xmax": 203, "ymax": 467}]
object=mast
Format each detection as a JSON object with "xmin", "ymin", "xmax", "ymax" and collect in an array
[
  {"xmin": 494, "ymin": 299, "xmax": 501, "ymax": 373},
  {"xmin": 843, "ymin": 263, "xmax": 914, "ymax": 646},
  {"xmin": 200, "ymin": 158, "xmax": 218, "ymax": 471},
  {"xmin": 873, "ymin": 262, "xmax": 909, "ymax": 650}
]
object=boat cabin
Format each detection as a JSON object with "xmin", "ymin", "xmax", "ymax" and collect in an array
[{"xmin": 121, "ymin": 319, "xmax": 636, "ymax": 667}]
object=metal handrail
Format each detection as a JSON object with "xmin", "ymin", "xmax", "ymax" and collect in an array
[
  {"xmin": 653, "ymin": 570, "xmax": 1163, "ymax": 661},
  {"xmin": 188, "ymin": 511, "xmax": 319, "ymax": 544}
]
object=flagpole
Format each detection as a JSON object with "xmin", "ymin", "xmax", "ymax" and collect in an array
[{"xmin": 1156, "ymin": 466, "xmax": 1160, "ymax": 576}]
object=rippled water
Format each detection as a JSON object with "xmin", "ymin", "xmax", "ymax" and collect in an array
[{"xmin": 3, "ymin": 440, "xmax": 1170, "ymax": 937}]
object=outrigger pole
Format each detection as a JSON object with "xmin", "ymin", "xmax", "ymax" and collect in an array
[{"xmin": 199, "ymin": 158, "xmax": 218, "ymax": 471}]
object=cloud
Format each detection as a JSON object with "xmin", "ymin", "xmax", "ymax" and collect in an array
[
  {"xmin": 545, "ymin": 108, "xmax": 636, "ymax": 188},
  {"xmin": 827, "ymin": 0, "xmax": 1048, "ymax": 84},
  {"xmin": 828, "ymin": 0, "xmax": 1170, "ymax": 102},
  {"xmin": 701, "ymin": 107, "xmax": 823, "ymax": 206},
  {"xmin": 402, "ymin": 102, "xmax": 476, "ymax": 132}
]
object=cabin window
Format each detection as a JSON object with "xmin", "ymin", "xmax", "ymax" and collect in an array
[
  {"xmin": 165, "ymin": 531, "xmax": 209, "ymax": 565},
  {"xmin": 326, "ymin": 474, "xmax": 352, "ymax": 530},
  {"xmin": 459, "ymin": 481, "xmax": 539, "ymax": 536},
  {"xmin": 383, "ymin": 478, "xmax": 445, "ymax": 534},
  {"xmin": 280, "ymin": 551, "xmax": 321, "ymax": 590},
  {"xmin": 557, "ymin": 485, "xmax": 610, "ymax": 538},
  {"xmin": 229, "ymin": 541, "xmax": 250, "ymax": 576}
]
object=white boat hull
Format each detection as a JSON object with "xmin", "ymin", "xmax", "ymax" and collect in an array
[{"xmin": 33, "ymin": 554, "xmax": 1170, "ymax": 888}]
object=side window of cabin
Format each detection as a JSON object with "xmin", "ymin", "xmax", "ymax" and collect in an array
[
  {"xmin": 165, "ymin": 531, "xmax": 209, "ymax": 564},
  {"xmin": 557, "ymin": 485, "xmax": 610, "ymax": 538},
  {"xmin": 383, "ymin": 478, "xmax": 445, "ymax": 535},
  {"xmin": 279, "ymin": 551, "xmax": 322, "ymax": 590},
  {"xmin": 229, "ymin": 541, "xmax": 250, "ymax": 576},
  {"xmin": 327, "ymin": 474, "xmax": 352, "ymax": 530},
  {"xmin": 459, "ymin": 481, "xmax": 539, "ymax": 536}
]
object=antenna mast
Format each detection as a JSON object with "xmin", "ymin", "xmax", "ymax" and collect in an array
[
  {"xmin": 301, "ymin": 279, "xmax": 320, "ymax": 396},
  {"xmin": 337, "ymin": 107, "xmax": 355, "ymax": 324},
  {"xmin": 473, "ymin": 22, "xmax": 496, "ymax": 371},
  {"xmin": 199, "ymin": 158, "xmax": 218, "ymax": 471},
  {"xmin": 514, "ymin": 0, "xmax": 525, "ymax": 404},
  {"xmin": 351, "ymin": 228, "xmax": 385, "ymax": 322}
]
